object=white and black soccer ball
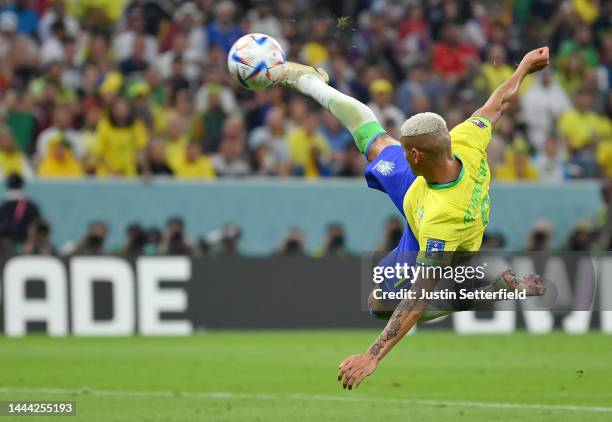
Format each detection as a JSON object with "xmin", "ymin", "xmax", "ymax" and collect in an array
[{"xmin": 227, "ymin": 33, "xmax": 286, "ymax": 91}]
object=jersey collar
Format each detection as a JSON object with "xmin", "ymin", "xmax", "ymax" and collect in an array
[{"xmin": 428, "ymin": 155, "xmax": 464, "ymax": 190}]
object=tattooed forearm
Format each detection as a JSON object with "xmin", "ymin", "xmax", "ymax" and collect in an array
[
  {"xmin": 385, "ymin": 318, "xmax": 402, "ymax": 340},
  {"xmin": 368, "ymin": 318, "xmax": 401, "ymax": 357},
  {"xmin": 367, "ymin": 297, "xmax": 413, "ymax": 357},
  {"xmin": 394, "ymin": 296, "xmax": 414, "ymax": 314},
  {"xmin": 368, "ymin": 340, "xmax": 383, "ymax": 357},
  {"xmin": 366, "ymin": 277, "xmax": 436, "ymax": 360}
]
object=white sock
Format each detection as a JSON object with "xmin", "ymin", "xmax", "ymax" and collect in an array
[{"xmin": 296, "ymin": 74, "xmax": 378, "ymax": 134}]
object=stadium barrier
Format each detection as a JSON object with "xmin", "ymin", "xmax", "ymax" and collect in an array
[
  {"xmin": 9, "ymin": 179, "xmax": 602, "ymax": 254},
  {"xmin": 1, "ymin": 254, "xmax": 611, "ymax": 336}
]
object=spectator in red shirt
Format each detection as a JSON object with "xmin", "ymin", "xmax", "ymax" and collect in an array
[
  {"xmin": 432, "ymin": 23, "xmax": 478, "ymax": 82},
  {"xmin": 398, "ymin": 5, "xmax": 428, "ymax": 40}
]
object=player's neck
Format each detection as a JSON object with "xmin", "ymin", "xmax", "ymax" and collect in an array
[{"xmin": 424, "ymin": 156, "xmax": 461, "ymax": 185}]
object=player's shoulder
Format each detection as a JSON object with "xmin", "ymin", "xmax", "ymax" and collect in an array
[
  {"xmin": 450, "ymin": 116, "xmax": 492, "ymax": 156},
  {"xmin": 405, "ymin": 175, "xmax": 427, "ymax": 196},
  {"xmin": 450, "ymin": 117, "xmax": 492, "ymax": 139}
]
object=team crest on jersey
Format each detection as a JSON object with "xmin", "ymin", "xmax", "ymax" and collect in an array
[
  {"xmin": 425, "ymin": 238, "xmax": 445, "ymax": 259},
  {"xmin": 469, "ymin": 119, "xmax": 487, "ymax": 129},
  {"xmin": 374, "ymin": 160, "xmax": 395, "ymax": 176}
]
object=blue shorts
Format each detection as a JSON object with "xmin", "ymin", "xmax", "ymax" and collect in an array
[{"xmin": 363, "ymin": 144, "xmax": 419, "ymax": 315}]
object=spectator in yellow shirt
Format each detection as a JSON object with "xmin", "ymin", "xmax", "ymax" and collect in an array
[
  {"xmin": 164, "ymin": 113, "xmax": 189, "ymax": 169},
  {"xmin": 494, "ymin": 139, "xmax": 539, "ymax": 181},
  {"xmin": 0, "ymin": 127, "xmax": 34, "ymax": 179},
  {"xmin": 476, "ymin": 45, "xmax": 532, "ymax": 95},
  {"xmin": 558, "ymin": 90, "xmax": 609, "ymax": 152},
  {"xmin": 172, "ymin": 142, "xmax": 215, "ymax": 179},
  {"xmin": 301, "ymin": 16, "xmax": 329, "ymax": 66},
  {"xmin": 475, "ymin": 45, "xmax": 514, "ymax": 94},
  {"xmin": 65, "ymin": 0, "xmax": 125, "ymax": 21},
  {"xmin": 557, "ymin": 89, "xmax": 610, "ymax": 178},
  {"xmin": 287, "ymin": 110, "xmax": 332, "ymax": 178},
  {"xmin": 93, "ymin": 97, "xmax": 149, "ymax": 177},
  {"xmin": 80, "ymin": 107, "xmax": 102, "ymax": 175},
  {"xmin": 38, "ymin": 135, "xmax": 84, "ymax": 178},
  {"xmin": 572, "ymin": 0, "xmax": 600, "ymax": 24},
  {"xmin": 597, "ymin": 140, "xmax": 612, "ymax": 178}
]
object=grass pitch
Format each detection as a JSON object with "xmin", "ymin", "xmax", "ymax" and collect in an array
[{"xmin": 0, "ymin": 331, "xmax": 611, "ymax": 421}]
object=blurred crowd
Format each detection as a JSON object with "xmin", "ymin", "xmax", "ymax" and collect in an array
[{"xmin": 0, "ymin": 0, "xmax": 609, "ymax": 181}]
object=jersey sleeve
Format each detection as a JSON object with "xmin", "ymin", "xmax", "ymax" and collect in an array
[
  {"xmin": 450, "ymin": 116, "xmax": 493, "ymax": 156},
  {"xmin": 364, "ymin": 145, "xmax": 417, "ymax": 216}
]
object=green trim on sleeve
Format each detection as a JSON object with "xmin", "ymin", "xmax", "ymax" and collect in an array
[
  {"xmin": 353, "ymin": 121, "xmax": 386, "ymax": 154},
  {"xmin": 472, "ymin": 116, "xmax": 492, "ymax": 127}
]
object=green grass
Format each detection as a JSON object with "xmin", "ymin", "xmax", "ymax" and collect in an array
[{"xmin": 0, "ymin": 331, "xmax": 611, "ymax": 421}]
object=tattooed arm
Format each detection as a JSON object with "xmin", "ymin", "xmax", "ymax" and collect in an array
[{"xmin": 337, "ymin": 275, "xmax": 437, "ymax": 390}]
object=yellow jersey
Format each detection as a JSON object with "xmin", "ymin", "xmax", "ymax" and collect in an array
[
  {"xmin": 403, "ymin": 117, "xmax": 492, "ymax": 265},
  {"xmin": 0, "ymin": 150, "xmax": 28, "ymax": 176},
  {"xmin": 93, "ymin": 118, "xmax": 148, "ymax": 177},
  {"xmin": 165, "ymin": 135, "xmax": 189, "ymax": 169},
  {"xmin": 38, "ymin": 154, "xmax": 84, "ymax": 178},
  {"xmin": 287, "ymin": 127, "xmax": 331, "ymax": 179},
  {"xmin": 172, "ymin": 156, "xmax": 216, "ymax": 179},
  {"xmin": 558, "ymin": 109, "xmax": 610, "ymax": 150},
  {"xmin": 597, "ymin": 139, "xmax": 612, "ymax": 178}
]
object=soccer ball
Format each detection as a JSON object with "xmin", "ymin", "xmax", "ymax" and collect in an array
[{"xmin": 227, "ymin": 33, "xmax": 286, "ymax": 91}]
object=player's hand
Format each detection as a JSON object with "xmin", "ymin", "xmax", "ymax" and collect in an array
[
  {"xmin": 518, "ymin": 47, "xmax": 550, "ymax": 74},
  {"xmin": 337, "ymin": 353, "xmax": 378, "ymax": 390}
]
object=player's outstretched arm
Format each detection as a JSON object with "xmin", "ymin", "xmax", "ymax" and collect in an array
[
  {"xmin": 337, "ymin": 274, "xmax": 438, "ymax": 389},
  {"xmin": 338, "ymin": 267, "xmax": 547, "ymax": 389},
  {"xmin": 473, "ymin": 47, "xmax": 549, "ymax": 124}
]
